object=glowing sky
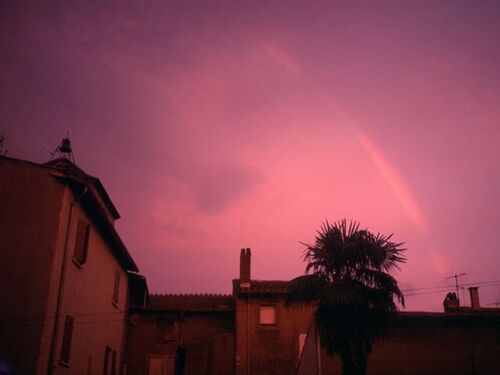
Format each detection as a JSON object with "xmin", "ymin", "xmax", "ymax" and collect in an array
[{"xmin": 2, "ymin": 1, "xmax": 500, "ymax": 311}]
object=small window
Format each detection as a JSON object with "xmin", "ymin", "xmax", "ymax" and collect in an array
[
  {"xmin": 74, "ymin": 219, "xmax": 90, "ymax": 265},
  {"xmin": 103, "ymin": 346, "xmax": 118, "ymax": 375},
  {"xmin": 112, "ymin": 270, "xmax": 120, "ymax": 307},
  {"xmin": 60, "ymin": 315, "xmax": 74, "ymax": 364},
  {"xmin": 259, "ymin": 305, "xmax": 276, "ymax": 325},
  {"xmin": 103, "ymin": 346, "xmax": 111, "ymax": 375}
]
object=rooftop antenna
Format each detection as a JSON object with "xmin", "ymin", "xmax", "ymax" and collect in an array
[
  {"xmin": 445, "ymin": 272, "xmax": 466, "ymax": 305},
  {"xmin": 50, "ymin": 133, "xmax": 75, "ymax": 163},
  {"xmin": 488, "ymin": 293, "xmax": 500, "ymax": 307}
]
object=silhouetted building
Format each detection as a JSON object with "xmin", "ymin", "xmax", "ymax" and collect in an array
[
  {"xmin": 129, "ymin": 249, "xmax": 500, "ymax": 375},
  {"xmin": 126, "ymin": 294, "xmax": 235, "ymax": 375},
  {"xmin": 0, "ymin": 155, "xmax": 141, "ymax": 374},
  {"xmin": 297, "ymin": 287, "xmax": 500, "ymax": 375},
  {"xmin": 233, "ymin": 248, "xmax": 315, "ymax": 375}
]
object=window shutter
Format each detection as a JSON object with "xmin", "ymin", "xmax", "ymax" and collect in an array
[
  {"xmin": 103, "ymin": 346, "xmax": 111, "ymax": 375},
  {"xmin": 111, "ymin": 349, "xmax": 117, "ymax": 375},
  {"xmin": 60, "ymin": 315, "xmax": 74, "ymax": 363},
  {"xmin": 74, "ymin": 220, "xmax": 90, "ymax": 264},
  {"xmin": 113, "ymin": 270, "xmax": 120, "ymax": 305}
]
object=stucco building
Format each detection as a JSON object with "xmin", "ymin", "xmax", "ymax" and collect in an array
[
  {"xmin": 297, "ymin": 308, "xmax": 500, "ymax": 374},
  {"xmin": 233, "ymin": 248, "xmax": 315, "ymax": 375},
  {"xmin": 0, "ymin": 155, "xmax": 140, "ymax": 374},
  {"xmin": 127, "ymin": 248, "xmax": 316, "ymax": 375},
  {"xmin": 126, "ymin": 294, "xmax": 234, "ymax": 375},
  {"xmin": 128, "ymin": 248, "xmax": 500, "ymax": 375}
]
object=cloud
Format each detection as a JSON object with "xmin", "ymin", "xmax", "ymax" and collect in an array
[{"xmin": 184, "ymin": 161, "xmax": 262, "ymax": 215}]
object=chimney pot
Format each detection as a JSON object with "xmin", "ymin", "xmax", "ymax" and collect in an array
[
  {"xmin": 469, "ymin": 287, "xmax": 480, "ymax": 310},
  {"xmin": 239, "ymin": 248, "xmax": 251, "ymax": 288}
]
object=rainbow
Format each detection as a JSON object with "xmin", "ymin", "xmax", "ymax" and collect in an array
[{"xmin": 354, "ymin": 128, "xmax": 426, "ymax": 234}]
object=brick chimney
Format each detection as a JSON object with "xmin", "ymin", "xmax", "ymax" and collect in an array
[
  {"xmin": 239, "ymin": 248, "xmax": 251, "ymax": 288},
  {"xmin": 469, "ymin": 287, "xmax": 480, "ymax": 310}
]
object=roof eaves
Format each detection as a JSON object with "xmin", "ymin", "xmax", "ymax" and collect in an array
[{"xmin": 59, "ymin": 175, "xmax": 138, "ymax": 272}]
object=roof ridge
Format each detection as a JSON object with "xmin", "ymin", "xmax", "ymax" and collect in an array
[{"xmin": 150, "ymin": 293, "xmax": 232, "ymax": 298}]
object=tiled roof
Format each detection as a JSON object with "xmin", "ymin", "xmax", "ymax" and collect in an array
[
  {"xmin": 443, "ymin": 306, "xmax": 500, "ymax": 314},
  {"xmin": 149, "ymin": 294, "xmax": 234, "ymax": 312},
  {"xmin": 232, "ymin": 279, "xmax": 290, "ymax": 295},
  {"xmin": 44, "ymin": 158, "xmax": 120, "ymax": 219}
]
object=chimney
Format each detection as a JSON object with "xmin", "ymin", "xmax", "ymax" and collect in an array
[
  {"xmin": 239, "ymin": 248, "xmax": 251, "ymax": 288},
  {"xmin": 469, "ymin": 287, "xmax": 480, "ymax": 310}
]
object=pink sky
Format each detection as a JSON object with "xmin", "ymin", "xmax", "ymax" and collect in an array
[{"xmin": 2, "ymin": 1, "xmax": 500, "ymax": 311}]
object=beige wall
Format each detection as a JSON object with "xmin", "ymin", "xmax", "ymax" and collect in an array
[
  {"xmin": 0, "ymin": 158, "xmax": 65, "ymax": 374},
  {"xmin": 235, "ymin": 296, "xmax": 314, "ymax": 375},
  {"xmin": 47, "ymin": 192, "xmax": 129, "ymax": 375}
]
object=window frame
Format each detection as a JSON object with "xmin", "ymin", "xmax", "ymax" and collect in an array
[
  {"xmin": 112, "ymin": 270, "xmax": 120, "ymax": 308},
  {"xmin": 259, "ymin": 305, "xmax": 277, "ymax": 326},
  {"xmin": 103, "ymin": 346, "xmax": 117, "ymax": 375},
  {"xmin": 298, "ymin": 333, "xmax": 307, "ymax": 359},
  {"xmin": 59, "ymin": 315, "xmax": 74, "ymax": 366}
]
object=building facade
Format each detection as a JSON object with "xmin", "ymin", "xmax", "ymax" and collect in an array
[
  {"xmin": 126, "ymin": 294, "xmax": 235, "ymax": 375},
  {"xmin": 233, "ymin": 248, "xmax": 315, "ymax": 375},
  {"xmin": 0, "ymin": 156, "xmax": 139, "ymax": 374},
  {"xmin": 297, "ymin": 288, "xmax": 500, "ymax": 375}
]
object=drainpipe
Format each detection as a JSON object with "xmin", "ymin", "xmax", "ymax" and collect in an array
[
  {"xmin": 315, "ymin": 327, "xmax": 321, "ymax": 375},
  {"xmin": 48, "ymin": 187, "xmax": 87, "ymax": 374}
]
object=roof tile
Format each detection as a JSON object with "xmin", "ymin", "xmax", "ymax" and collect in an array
[{"xmin": 149, "ymin": 294, "xmax": 234, "ymax": 312}]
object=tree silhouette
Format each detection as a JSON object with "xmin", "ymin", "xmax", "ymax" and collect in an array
[{"xmin": 287, "ymin": 220, "xmax": 406, "ymax": 375}]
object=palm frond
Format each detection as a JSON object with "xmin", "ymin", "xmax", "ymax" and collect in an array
[
  {"xmin": 290, "ymin": 219, "xmax": 407, "ymax": 374},
  {"xmin": 285, "ymin": 274, "xmax": 327, "ymax": 306}
]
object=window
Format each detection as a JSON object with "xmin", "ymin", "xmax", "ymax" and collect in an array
[
  {"xmin": 112, "ymin": 270, "xmax": 120, "ymax": 307},
  {"xmin": 298, "ymin": 333, "xmax": 307, "ymax": 358},
  {"xmin": 259, "ymin": 305, "xmax": 276, "ymax": 325},
  {"xmin": 103, "ymin": 346, "xmax": 117, "ymax": 375},
  {"xmin": 73, "ymin": 219, "xmax": 90, "ymax": 265},
  {"xmin": 111, "ymin": 350, "xmax": 117, "ymax": 375},
  {"xmin": 60, "ymin": 315, "xmax": 74, "ymax": 365}
]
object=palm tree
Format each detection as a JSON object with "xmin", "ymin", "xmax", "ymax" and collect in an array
[{"xmin": 287, "ymin": 220, "xmax": 406, "ymax": 375}]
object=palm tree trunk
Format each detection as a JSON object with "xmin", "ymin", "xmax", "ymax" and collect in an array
[{"xmin": 340, "ymin": 350, "xmax": 367, "ymax": 375}]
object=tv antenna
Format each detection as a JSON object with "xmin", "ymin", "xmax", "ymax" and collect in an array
[
  {"xmin": 50, "ymin": 134, "xmax": 75, "ymax": 163},
  {"xmin": 445, "ymin": 272, "xmax": 466, "ymax": 304}
]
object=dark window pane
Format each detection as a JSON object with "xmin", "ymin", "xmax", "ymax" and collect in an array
[
  {"xmin": 113, "ymin": 271, "xmax": 120, "ymax": 305},
  {"xmin": 74, "ymin": 220, "xmax": 90, "ymax": 264}
]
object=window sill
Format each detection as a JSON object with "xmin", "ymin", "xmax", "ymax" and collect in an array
[
  {"xmin": 112, "ymin": 301, "xmax": 119, "ymax": 309},
  {"xmin": 258, "ymin": 324, "xmax": 279, "ymax": 332}
]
